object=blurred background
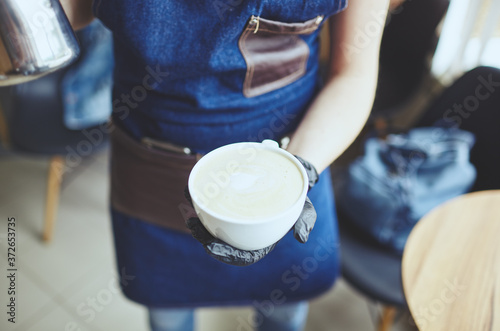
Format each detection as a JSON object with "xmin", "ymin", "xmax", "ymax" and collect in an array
[{"xmin": 1, "ymin": 0, "xmax": 499, "ymax": 330}]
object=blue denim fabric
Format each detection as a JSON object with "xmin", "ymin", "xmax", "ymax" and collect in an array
[
  {"xmin": 149, "ymin": 307, "xmax": 194, "ymax": 331},
  {"xmin": 257, "ymin": 301, "xmax": 309, "ymax": 331},
  {"xmin": 111, "ymin": 170, "xmax": 339, "ymax": 307},
  {"xmin": 334, "ymin": 127, "xmax": 476, "ymax": 253},
  {"xmin": 93, "ymin": 0, "xmax": 347, "ymax": 153},
  {"xmin": 62, "ymin": 20, "xmax": 114, "ymax": 130},
  {"xmin": 148, "ymin": 302, "xmax": 309, "ymax": 331},
  {"xmin": 94, "ymin": 0, "xmax": 344, "ymax": 309}
]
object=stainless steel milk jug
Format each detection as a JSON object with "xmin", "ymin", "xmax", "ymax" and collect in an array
[{"xmin": 0, "ymin": 0, "xmax": 80, "ymax": 86}]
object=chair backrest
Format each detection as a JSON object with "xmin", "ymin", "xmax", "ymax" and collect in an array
[
  {"xmin": 415, "ymin": 66, "xmax": 500, "ymax": 191},
  {"xmin": 6, "ymin": 68, "xmax": 78, "ymax": 154},
  {"xmin": 372, "ymin": 0, "xmax": 450, "ymax": 115},
  {"xmin": 0, "ymin": 20, "xmax": 113, "ymax": 155}
]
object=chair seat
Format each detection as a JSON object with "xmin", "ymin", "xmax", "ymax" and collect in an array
[
  {"xmin": 338, "ymin": 208, "xmax": 406, "ymax": 307},
  {"xmin": 6, "ymin": 70, "xmax": 108, "ymax": 155}
]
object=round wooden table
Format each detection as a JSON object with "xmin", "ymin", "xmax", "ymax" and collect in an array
[{"xmin": 402, "ymin": 190, "xmax": 500, "ymax": 331}]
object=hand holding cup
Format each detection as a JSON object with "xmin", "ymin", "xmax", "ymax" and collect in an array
[{"xmin": 185, "ymin": 140, "xmax": 319, "ymax": 266}]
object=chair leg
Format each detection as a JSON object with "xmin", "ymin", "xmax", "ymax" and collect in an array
[
  {"xmin": 378, "ymin": 306, "xmax": 397, "ymax": 331},
  {"xmin": 43, "ymin": 156, "xmax": 65, "ymax": 242}
]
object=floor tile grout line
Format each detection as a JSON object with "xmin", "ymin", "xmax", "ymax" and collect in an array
[
  {"xmin": 2, "ymin": 251, "xmax": 66, "ymax": 330},
  {"xmin": 2, "ymin": 227, "xmax": 56, "ymax": 331},
  {"xmin": 12, "ymin": 291, "xmax": 103, "ymax": 331},
  {"xmin": 15, "ymin": 246, "xmax": 112, "ymax": 297},
  {"xmin": 13, "ymin": 258, "xmax": 73, "ymax": 330},
  {"xmin": 60, "ymin": 149, "xmax": 110, "ymax": 192},
  {"xmin": 13, "ymin": 295, "xmax": 60, "ymax": 331},
  {"xmin": 49, "ymin": 256, "xmax": 113, "ymax": 331},
  {"xmin": 12, "ymin": 255, "xmax": 111, "ymax": 331}
]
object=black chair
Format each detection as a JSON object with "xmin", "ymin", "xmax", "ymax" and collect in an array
[
  {"xmin": 372, "ymin": 0, "xmax": 451, "ymax": 117},
  {"xmin": 414, "ymin": 66, "xmax": 500, "ymax": 192},
  {"xmin": 332, "ymin": 1, "xmax": 456, "ymax": 329},
  {"xmin": 337, "ymin": 208, "xmax": 406, "ymax": 331},
  {"xmin": 335, "ymin": 65, "xmax": 500, "ymax": 331}
]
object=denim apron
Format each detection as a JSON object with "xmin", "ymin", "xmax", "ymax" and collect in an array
[{"xmin": 94, "ymin": 0, "xmax": 346, "ymax": 307}]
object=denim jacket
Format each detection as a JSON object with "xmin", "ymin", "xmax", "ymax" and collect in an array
[{"xmin": 334, "ymin": 127, "xmax": 476, "ymax": 253}]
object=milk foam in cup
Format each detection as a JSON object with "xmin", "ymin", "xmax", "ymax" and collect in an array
[{"xmin": 188, "ymin": 140, "xmax": 308, "ymax": 251}]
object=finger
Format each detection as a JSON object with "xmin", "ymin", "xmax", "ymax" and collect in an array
[
  {"xmin": 205, "ymin": 241, "xmax": 277, "ymax": 266},
  {"xmin": 293, "ymin": 197, "xmax": 317, "ymax": 244},
  {"xmin": 186, "ymin": 217, "xmax": 214, "ymax": 245},
  {"xmin": 294, "ymin": 156, "xmax": 319, "ymax": 190},
  {"xmin": 186, "ymin": 217, "xmax": 276, "ymax": 266}
]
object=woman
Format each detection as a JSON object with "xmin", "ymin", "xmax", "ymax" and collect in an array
[{"xmin": 61, "ymin": 0, "xmax": 390, "ymax": 330}]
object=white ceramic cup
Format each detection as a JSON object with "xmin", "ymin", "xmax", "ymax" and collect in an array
[{"xmin": 188, "ymin": 140, "xmax": 308, "ymax": 251}]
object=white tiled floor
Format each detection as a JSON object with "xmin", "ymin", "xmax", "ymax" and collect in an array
[{"xmin": 0, "ymin": 149, "xmax": 418, "ymax": 331}]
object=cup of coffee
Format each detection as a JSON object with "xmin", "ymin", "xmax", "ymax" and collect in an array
[{"xmin": 188, "ymin": 140, "xmax": 308, "ymax": 251}]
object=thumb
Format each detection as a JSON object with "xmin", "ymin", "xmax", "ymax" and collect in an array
[{"xmin": 293, "ymin": 197, "xmax": 317, "ymax": 244}]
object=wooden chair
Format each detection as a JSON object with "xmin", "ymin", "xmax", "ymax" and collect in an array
[
  {"xmin": 0, "ymin": 72, "xmax": 109, "ymax": 242},
  {"xmin": 0, "ymin": 21, "xmax": 112, "ymax": 242}
]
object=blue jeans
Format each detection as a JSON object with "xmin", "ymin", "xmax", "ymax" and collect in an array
[{"xmin": 149, "ymin": 301, "xmax": 309, "ymax": 331}]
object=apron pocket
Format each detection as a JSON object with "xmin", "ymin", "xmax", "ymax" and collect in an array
[
  {"xmin": 238, "ymin": 14, "xmax": 324, "ymax": 98},
  {"xmin": 110, "ymin": 124, "xmax": 200, "ymax": 233}
]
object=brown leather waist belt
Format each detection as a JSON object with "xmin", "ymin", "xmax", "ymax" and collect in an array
[{"xmin": 110, "ymin": 125, "xmax": 201, "ymax": 233}]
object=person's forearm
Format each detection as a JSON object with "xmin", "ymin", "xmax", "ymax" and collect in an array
[
  {"xmin": 389, "ymin": 0, "xmax": 406, "ymax": 11},
  {"xmin": 287, "ymin": 0, "xmax": 390, "ymax": 173},
  {"xmin": 59, "ymin": 0, "xmax": 94, "ymax": 30},
  {"xmin": 287, "ymin": 69, "xmax": 378, "ymax": 174}
]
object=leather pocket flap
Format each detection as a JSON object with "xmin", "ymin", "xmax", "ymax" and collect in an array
[{"xmin": 239, "ymin": 15, "xmax": 324, "ymax": 98}]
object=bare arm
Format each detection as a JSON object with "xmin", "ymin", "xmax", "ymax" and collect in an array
[
  {"xmin": 389, "ymin": 0, "xmax": 406, "ymax": 11},
  {"xmin": 286, "ymin": 0, "xmax": 390, "ymax": 173},
  {"xmin": 59, "ymin": 0, "xmax": 94, "ymax": 30}
]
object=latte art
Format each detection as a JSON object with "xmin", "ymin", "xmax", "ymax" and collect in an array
[{"xmin": 192, "ymin": 147, "xmax": 304, "ymax": 220}]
